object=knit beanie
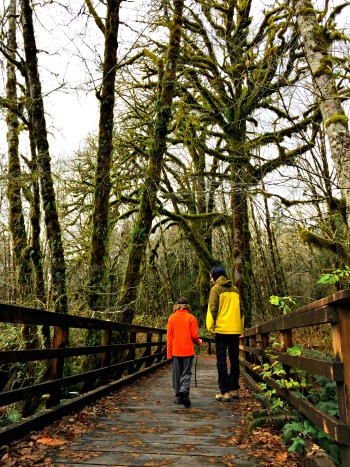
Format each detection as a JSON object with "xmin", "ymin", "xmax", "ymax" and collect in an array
[
  {"xmin": 210, "ymin": 265, "xmax": 226, "ymax": 281},
  {"xmin": 177, "ymin": 296, "xmax": 189, "ymax": 304},
  {"xmin": 173, "ymin": 296, "xmax": 190, "ymax": 312}
]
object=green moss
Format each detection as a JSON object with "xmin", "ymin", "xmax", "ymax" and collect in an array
[
  {"xmin": 313, "ymin": 55, "xmax": 333, "ymax": 78},
  {"xmin": 324, "ymin": 114, "xmax": 348, "ymax": 128},
  {"xmin": 311, "ymin": 24, "xmax": 329, "ymax": 51},
  {"xmin": 313, "ymin": 66, "xmax": 332, "ymax": 78},
  {"xmin": 297, "ymin": 226, "xmax": 347, "ymax": 256},
  {"xmin": 298, "ymin": 7, "xmax": 316, "ymax": 17}
]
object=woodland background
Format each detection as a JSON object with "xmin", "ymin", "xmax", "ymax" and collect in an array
[{"xmin": 0, "ymin": 0, "xmax": 350, "ymax": 343}]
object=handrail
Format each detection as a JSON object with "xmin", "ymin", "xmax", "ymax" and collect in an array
[
  {"xmin": 0, "ymin": 303, "xmax": 168, "ymax": 445},
  {"xmin": 240, "ymin": 289, "xmax": 350, "ymax": 466},
  {"xmin": 3, "ymin": 291, "xmax": 348, "ymax": 463}
]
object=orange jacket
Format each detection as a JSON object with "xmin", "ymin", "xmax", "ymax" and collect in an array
[{"xmin": 166, "ymin": 306, "xmax": 201, "ymax": 358}]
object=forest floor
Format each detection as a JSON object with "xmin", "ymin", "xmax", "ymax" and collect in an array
[{"xmin": 1, "ymin": 356, "xmax": 303, "ymax": 466}]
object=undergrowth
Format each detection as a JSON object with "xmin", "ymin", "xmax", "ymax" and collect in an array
[{"xmin": 248, "ymin": 345, "xmax": 342, "ymax": 466}]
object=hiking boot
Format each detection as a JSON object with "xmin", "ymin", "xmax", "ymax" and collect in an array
[
  {"xmin": 229, "ymin": 390, "xmax": 239, "ymax": 399},
  {"xmin": 174, "ymin": 397, "xmax": 182, "ymax": 404},
  {"xmin": 216, "ymin": 392, "xmax": 230, "ymax": 402},
  {"xmin": 180, "ymin": 391, "xmax": 191, "ymax": 408}
]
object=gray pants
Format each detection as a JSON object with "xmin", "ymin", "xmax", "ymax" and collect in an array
[{"xmin": 172, "ymin": 356, "xmax": 194, "ymax": 396}]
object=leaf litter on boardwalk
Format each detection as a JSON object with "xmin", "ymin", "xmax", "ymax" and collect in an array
[{"xmin": 1, "ymin": 366, "xmax": 301, "ymax": 466}]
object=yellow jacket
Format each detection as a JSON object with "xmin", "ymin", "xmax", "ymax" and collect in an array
[{"xmin": 206, "ymin": 276, "xmax": 243, "ymax": 335}]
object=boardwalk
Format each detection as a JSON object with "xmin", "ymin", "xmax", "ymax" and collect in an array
[{"xmin": 41, "ymin": 355, "xmax": 272, "ymax": 466}]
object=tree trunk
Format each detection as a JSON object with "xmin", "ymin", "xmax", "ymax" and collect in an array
[
  {"xmin": 230, "ymin": 170, "xmax": 251, "ymax": 327},
  {"xmin": 87, "ymin": 0, "xmax": 122, "ymax": 313},
  {"xmin": 262, "ymin": 182, "xmax": 286, "ymax": 296},
  {"xmin": 294, "ymin": 0, "xmax": 350, "ymax": 226},
  {"xmin": 6, "ymin": 0, "xmax": 34, "ymax": 305},
  {"xmin": 20, "ymin": 0, "xmax": 68, "ymax": 314},
  {"xmin": 25, "ymin": 105, "xmax": 49, "ymax": 345},
  {"xmin": 118, "ymin": 0, "xmax": 185, "ymax": 323}
]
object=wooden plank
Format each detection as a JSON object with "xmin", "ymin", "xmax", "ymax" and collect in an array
[
  {"xmin": 0, "ymin": 302, "xmax": 167, "ymax": 334},
  {"xmin": 255, "ymin": 374, "xmax": 350, "ymax": 445},
  {"xmin": 283, "ymin": 390, "xmax": 350, "ymax": 445},
  {"xmin": 0, "ymin": 352, "xmax": 166, "ymax": 406},
  {"xmin": 44, "ymin": 356, "xmax": 266, "ymax": 467},
  {"xmin": 48, "ymin": 326, "xmax": 69, "ymax": 407},
  {"xmin": 0, "ymin": 360, "xmax": 170, "ymax": 446},
  {"xmin": 243, "ymin": 346, "xmax": 344, "ymax": 381},
  {"xmin": 0, "ymin": 342, "xmax": 159, "ymax": 364},
  {"xmin": 50, "ymin": 453, "xmax": 255, "ymax": 466},
  {"xmin": 293, "ymin": 290, "xmax": 350, "ymax": 312},
  {"xmin": 332, "ymin": 306, "xmax": 350, "ymax": 465},
  {"xmin": 244, "ymin": 305, "xmax": 338, "ymax": 336}
]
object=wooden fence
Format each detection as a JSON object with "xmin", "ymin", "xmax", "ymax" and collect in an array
[
  {"xmin": 240, "ymin": 289, "xmax": 350, "ymax": 466},
  {"xmin": 0, "ymin": 303, "xmax": 170, "ymax": 446},
  {"xmin": 1, "ymin": 291, "xmax": 349, "ymax": 465}
]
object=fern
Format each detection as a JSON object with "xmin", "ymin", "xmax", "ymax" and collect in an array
[
  {"xmin": 317, "ymin": 400, "xmax": 338, "ymax": 417},
  {"xmin": 0, "ymin": 408, "xmax": 21, "ymax": 427},
  {"xmin": 254, "ymin": 392, "xmax": 270, "ymax": 406},
  {"xmin": 249, "ymin": 406, "xmax": 299, "ymax": 430}
]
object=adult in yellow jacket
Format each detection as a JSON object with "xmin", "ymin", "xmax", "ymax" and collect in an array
[
  {"xmin": 167, "ymin": 297, "xmax": 202, "ymax": 407},
  {"xmin": 206, "ymin": 265, "xmax": 242, "ymax": 402}
]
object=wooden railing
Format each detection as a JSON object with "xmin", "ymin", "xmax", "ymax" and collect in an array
[
  {"xmin": 240, "ymin": 290, "xmax": 350, "ymax": 466},
  {"xmin": 3, "ymin": 292, "xmax": 348, "ymax": 463},
  {"xmin": 0, "ymin": 303, "xmax": 168, "ymax": 445}
]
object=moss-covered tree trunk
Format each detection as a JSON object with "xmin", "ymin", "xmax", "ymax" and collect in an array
[
  {"xmin": 262, "ymin": 181, "xmax": 286, "ymax": 296},
  {"xmin": 86, "ymin": 0, "xmax": 122, "ymax": 313},
  {"xmin": 25, "ymin": 102, "xmax": 49, "ymax": 344},
  {"xmin": 294, "ymin": 0, "xmax": 350, "ymax": 227},
  {"xmin": 5, "ymin": 1, "xmax": 42, "ymax": 415},
  {"xmin": 188, "ymin": 132, "xmax": 215, "ymax": 313},
  {"xmin": 230, "ymin": 168, "xmax": 251, "ymax": 327},
  {"xmin": 20, "ymin": 0, "xmax": 67, "ymax": 314},
  {"xmin": 6, "ymin": 0, "xmax": 33, "ymax": 306},
  {"xmin": 118, "ymin": 0, "xmax": 185, "ymax": 323},
  {"xmin": 28, "ymin": 148, "xmax": 47, "ymax": 311}
]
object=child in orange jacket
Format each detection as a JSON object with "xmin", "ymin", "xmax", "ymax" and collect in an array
[{"xmin": 167, "ymin": 297, "xmax": 202, "ymax": 407}]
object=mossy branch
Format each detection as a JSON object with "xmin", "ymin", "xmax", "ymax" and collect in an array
[
  {"xmin": 254, "ymin": 190, "xmax": 326, "ymax": 207},
  {"xmin": 297, "ymin": 225, "xmax": 348, "ymax": 256},
  {"xmin": 85, "ymin": 0, "xmax": 105, "ymax": 34}
]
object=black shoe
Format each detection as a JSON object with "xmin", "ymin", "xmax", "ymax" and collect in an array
[
  {"xmin": 180, "ymin": 391, "xmax": 191, "ymax": 408},
  {"xmin": 174, "ymin": 397, "xmax": 182, "ymax": 404}
]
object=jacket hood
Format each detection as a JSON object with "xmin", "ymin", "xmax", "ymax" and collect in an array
[{"xmin": 214, "ymin": 276, "xmax": 232, "ymax": 287}]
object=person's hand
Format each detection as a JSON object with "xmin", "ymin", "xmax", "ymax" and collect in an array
[{"xmin": 198, "ymin": 339, "xmax": 202, "ymax": 344}]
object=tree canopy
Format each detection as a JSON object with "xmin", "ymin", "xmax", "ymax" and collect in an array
[{"xmin": 0, "ymin": 0, "xmax": 349, "ymax": 328}]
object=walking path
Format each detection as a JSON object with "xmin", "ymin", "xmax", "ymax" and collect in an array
[{"xmin": 44, "ymin": 355, "xmax": 270, "ymax": 466}]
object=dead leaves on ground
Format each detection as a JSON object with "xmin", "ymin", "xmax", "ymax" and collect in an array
[
  {"xmin": 0, "ymin": 409, "xmax": 98, "ymax": 466},
  {"xmin": 229, "ymin": 382, "xmax": 301, "ymax": 465},
  {"xmin": 1, "ymin": 371, "xmax": 302, "ymax": 466}
]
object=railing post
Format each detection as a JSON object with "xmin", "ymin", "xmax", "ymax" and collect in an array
[
  {"xmin": 280, "ymin": 329, "xmax": 293, "ymax": 378},
  {"xmin": 101, "ymin": 329, "xmax": 112, "ymax": 383},
  {"xmin": 47, "ymin": 325, "xmax": 69, "ymax": 408},
  {"xmin": 251, "ymin": 335, "xmax": 257, "ymax": 365},
  {"xmin": 127, "ymin": 332, "xmax": 136, "ymax": 375},
  {"xmin": 239, "ymin": 335, "xmax": 244, "ymax": 360},
  {"xmin": 280, "ymin": 329, "xmax": 293, "ymax": 352},
  {"xmin": 144, "ymin": 332, "xmax": 152, "ymax": 366},
  {"xmin": 261, "ymin": 332, "xmax": 269, "ymax": 365},
  {"xmin": 155, "ymin": 331, "xmax": 164, "ymax": 363},
  {"xmin": 332, "ymin": 305, "xmax": 350, "ymax": 465}
]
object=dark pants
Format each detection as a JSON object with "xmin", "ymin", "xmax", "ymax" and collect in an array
[
  {"xmin": 172, "ymin": 356, "xmax": 194, "ymax": 396},
  {"xmin": 215, "ymin": 333, "xmax": 240, "ymax": 394}
]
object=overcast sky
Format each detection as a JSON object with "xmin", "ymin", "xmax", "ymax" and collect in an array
[
  {"xmin": 0, "ymin": 0, "xmax": 151, "ymax": 159},
  {"xmin": 0, "ymin": 0, "xmax": 348, "ymax": 161}
]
